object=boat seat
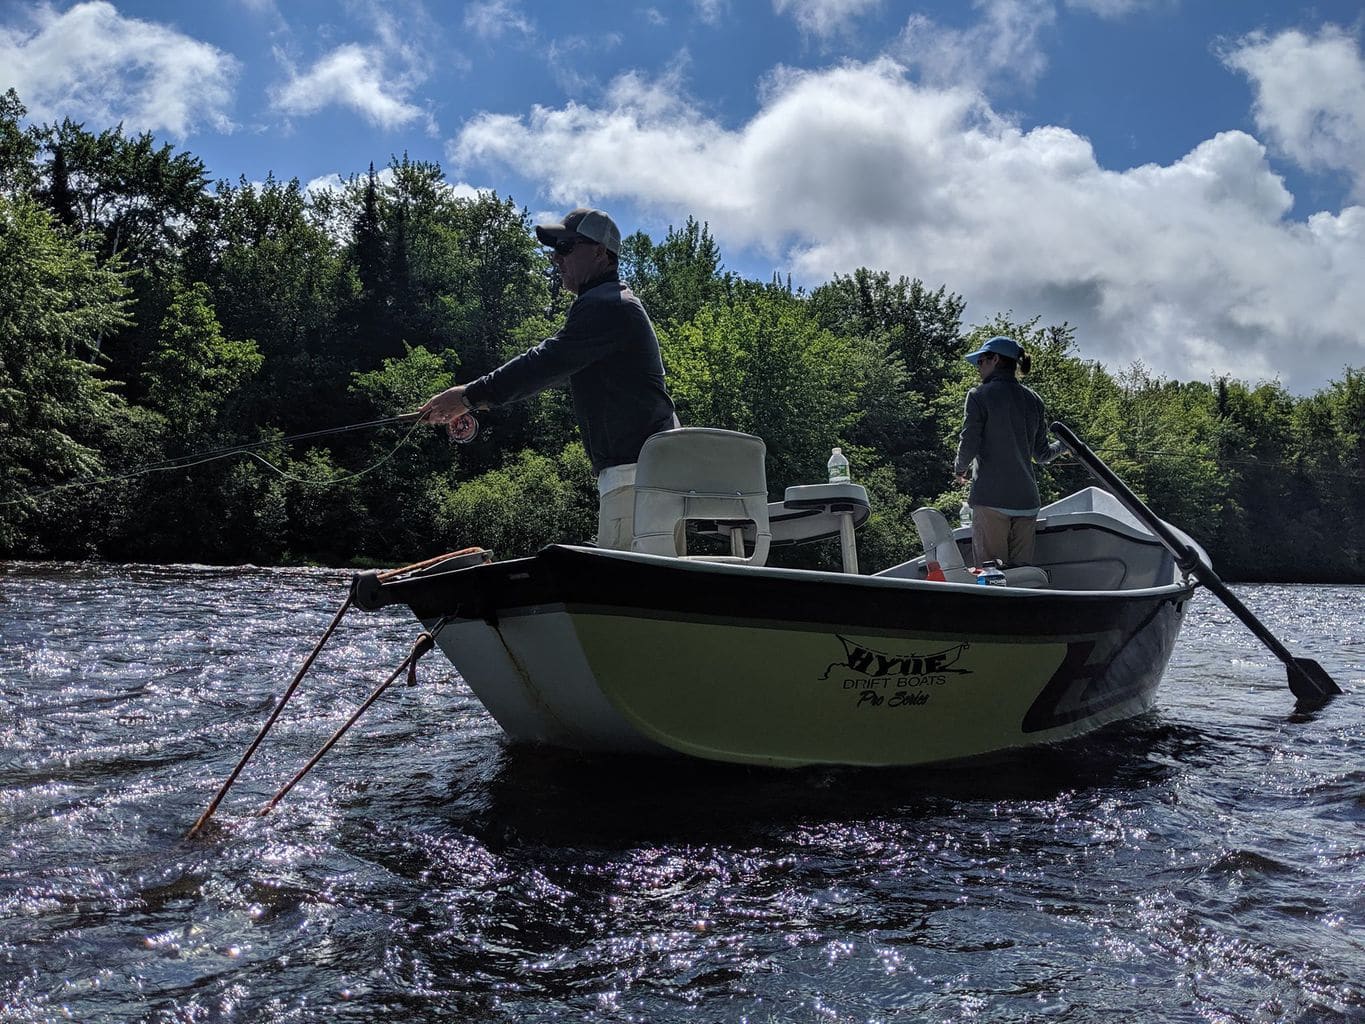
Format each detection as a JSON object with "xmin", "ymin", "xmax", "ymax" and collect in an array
[
  {"xmin": 911, "ymin": 506, "xmax": 1049, "ymax": 588},
  {"xmin": 632, "ymin": 428, "xmax": 771, "ymax": 566},
  {"xmin": 697, "ymin": 482, "xmax": 871, "ymax": 571}
]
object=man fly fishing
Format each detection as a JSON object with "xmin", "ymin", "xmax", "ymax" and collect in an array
[{"xmin": 418, "ymin": 207, "xmax": 678, "ymax": 549}]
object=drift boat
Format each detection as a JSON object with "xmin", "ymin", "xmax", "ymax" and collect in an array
[
  {"xmin": 352, "ymin": 427, "xmax": 1206, "ymax": 768},
  {"xmin": 187, "ymin": 426, "xmax": 1340, "ymax": 836}
]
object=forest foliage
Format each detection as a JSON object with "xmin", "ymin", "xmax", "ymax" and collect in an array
[{"xmin": 1, "ymin": 90, "xmax": 1361, "ymax": 581}]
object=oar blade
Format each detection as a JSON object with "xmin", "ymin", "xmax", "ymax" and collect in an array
[
  {"xmin": 1050, "ymin": 420, "xmax": 1344, "ymax": 712},
  {"xmin": 1287, "ymin": 658, "xmax": 1342, "ymax": 710}
]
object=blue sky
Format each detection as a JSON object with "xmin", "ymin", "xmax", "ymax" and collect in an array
[{"xmin": 2, "ymin": 0, "xmax": 1363, "ymax": 393}]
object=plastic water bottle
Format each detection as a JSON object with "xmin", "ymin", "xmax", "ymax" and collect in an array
[
  {"xmin": 975, "ymin": 562, "xmax": 1006, "ymax": 586},
  {"xmin": 959, "ymin": 501, "xmax": 972, "ymax": 528},
  {"xmin": 827, "ymin": 447, "xmax": 851, "ymax": 484}
]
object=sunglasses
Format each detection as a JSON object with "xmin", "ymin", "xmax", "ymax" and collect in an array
[{"xmin": 550, "ymin": 236, "xmax": 595, "ymax": 256}]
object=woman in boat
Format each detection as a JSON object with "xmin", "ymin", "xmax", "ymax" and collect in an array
[
  {"xmin": 953, "ymin": 335, "xmax": 1064, "ymax": 568},
  {"xmin": 419, "ymin": 207, "xmax": 678, "ymax": 550}
]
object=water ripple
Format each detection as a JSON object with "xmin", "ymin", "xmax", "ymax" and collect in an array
[{"xmin": 0, "ymin": 563, "xmax": 1361, "ymax": 1022}]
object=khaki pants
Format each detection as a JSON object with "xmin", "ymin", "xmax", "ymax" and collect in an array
[
  {"xmin": 596, "ymin": 483, "xmax": 636, "ymax": 551},
  {"xmin": 970, "ymin": 505, "xmax": 1038, "ymax": 567},
  {"xmin": 595, "ymin": 462, "xmax": 688, "ymax": 554}
]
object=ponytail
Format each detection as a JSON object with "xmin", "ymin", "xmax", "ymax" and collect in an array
[{"xmin": 993, "ymin": 350, "xmax": 1031, "ymax": 375}]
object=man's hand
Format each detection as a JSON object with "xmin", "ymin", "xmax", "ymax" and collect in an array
[{"xmin": 418, "ymin": 385, "xmax": 472, "ymax": 425}]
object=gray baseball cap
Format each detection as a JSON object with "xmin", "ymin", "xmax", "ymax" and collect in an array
[{"xmin": 535, "ymin": 207, "xmax": 621, "ymax": 255}]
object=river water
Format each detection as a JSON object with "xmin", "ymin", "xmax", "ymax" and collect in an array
[{"xmin": 0, "ymin": 562, "xmax": 1361, "ymax": 1023}]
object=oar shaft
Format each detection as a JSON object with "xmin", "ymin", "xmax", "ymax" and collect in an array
[
  {"xmin": 1193, "ymin": 572, "xmax": 1296, "ymax": 664},
  {"xmin": 1050, "ymin": 421, "xmax": 1340, "ymax": 708},
  {"xmin": 1050, "ymin": 423, "xmax": 1201, "ymax": 571}
]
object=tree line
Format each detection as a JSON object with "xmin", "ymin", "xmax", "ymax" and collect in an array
[{"xmin": 1, "ymin": 89, "xmax": 1361, "ymax": 581}]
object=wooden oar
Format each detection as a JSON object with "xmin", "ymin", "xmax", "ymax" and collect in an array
[{"xmin": 1050, "ymin": 421, "xmax": 1343, "ymax": 711}]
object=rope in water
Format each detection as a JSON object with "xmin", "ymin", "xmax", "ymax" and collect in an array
[
  {"xmin": 186, "ymin": 546, "xmax": 486, "ymax": 837},
  {"xmin": 256, "ymin": 630, "xmax": 437, "ymax": 818}
]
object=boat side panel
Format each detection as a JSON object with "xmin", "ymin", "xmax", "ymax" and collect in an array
[
  {"xmin": 1020, "ymin": 597, "xmax": 1184, "ymax": 732},
  {"xmin": 428, "ymin": 616, "xmax": 668, "ymax": 754},
  {"xmin": 392, "ymin": 545, "xmax": 1193, "ymax": 638},
  {"xmin": 388, "ymin": 546, "xmax": 1193, "ymax": 767},
  {"xmin": 568, "ymin": 614, "xmax": 1080, "ymax": 766}
]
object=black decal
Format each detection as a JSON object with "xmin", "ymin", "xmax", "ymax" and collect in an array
[
  {"xmin": 1021, "ymin": 603, "xmax": 1179, "ymax": 732},
  {"xmin": 823, "ymin": 635, "xmax": 972, "ymax": 680}
]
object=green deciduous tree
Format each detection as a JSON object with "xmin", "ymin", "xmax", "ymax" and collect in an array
[
  {"xmin": 0, "ymin": 194, "xmax": 131, "ymax": 552},
  {"xmin": 429, "ymin": 445, "xmax": 596, "ymax": 557},
  {"xmin": 810, "ymin": 270, "xmax": 966, "ymax": 503},
  {"xmin": 145, "ymin": 280, "xmax": 263, "ymax": 432},
  {"xmin": 184, "ymin": 174, "xmax": 346, "ymax": 433},
  {"xmin": 621, "ymin": 217, "xmax": 729, "ymax": 329},
  {"xmin": 31, "ymin": 119, "xmax": 208, "ymax": 268},
  {"xmin": 0, "ymin": 89, "xmax": 37, "ymax": 196},
  {"xmin": 664, "ymin": 284, "xmax": 866, "ymax": 490}
]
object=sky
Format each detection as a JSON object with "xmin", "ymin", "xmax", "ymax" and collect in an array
[{"xmin": 2, "ymin": 0, "xmax": 1363, "ymax": 394}]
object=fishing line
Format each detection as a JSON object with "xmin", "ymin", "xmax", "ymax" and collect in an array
[
  {"xmin": 4, "ymin": 426, "xmax": 1356, "ymax": 509},
  {"xmin": 0, "ymin": 414, "xmax": 430, "ymax": 507}
]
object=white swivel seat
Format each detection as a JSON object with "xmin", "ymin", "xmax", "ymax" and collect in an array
[
  {"xmin": 631, "ymin": 428, "xmax": 772, "ymax": 566},
  {"xmin": 911, "ymin": 506, "xmax": 1049, "ymax": 587}
]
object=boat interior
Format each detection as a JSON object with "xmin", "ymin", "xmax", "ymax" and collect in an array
[
  {"xmin": 877, "ymin": 490, "xmax": 1179, "ymax": 592},
  {"xmin": 637, "ymin": 427, "xmax": 1181, "ymax": 594}
]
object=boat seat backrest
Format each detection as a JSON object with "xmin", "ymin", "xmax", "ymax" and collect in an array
[
  {"xmin": 912, "ymin": 507, "xmax": 976, "ymax": 583},
  {"xmin": 910, "ymin": 506, "xmax": 1050, "ymax": 588},
  {"xmin": 632, "ymin": 428, "xmax": 771, "ymax": 566}
]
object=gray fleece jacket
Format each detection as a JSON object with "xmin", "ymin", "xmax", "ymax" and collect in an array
[{"xmin": 953, "ymin": 374, "xmax": 1059, "ymax": 512}]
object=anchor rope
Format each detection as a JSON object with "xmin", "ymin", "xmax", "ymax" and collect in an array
[
  {"xmin": 186, "ymin": 590, "xmax": 356, "ymax": 838},
  {"xmin": 186, "ymin": 549, "xmax": 474, "ymax": 836},
  {"xmin": 257, "ymin": 629, "xmax": 439, "ymax": 818}
]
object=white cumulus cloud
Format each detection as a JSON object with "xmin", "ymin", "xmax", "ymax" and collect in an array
[
  {"xmin": 450, "ymin": 55, "xmax": 1364, "ymax": 392},
  {"xmin": 1063, "ymin": 0, "xmax": 1165, "ymax": 17},
  {"xmin": 268, "ymin": 3, "xmax": 440, "ymax": 133},
  {"xmin": 1221, "ymin": 25, "xmax": 1365, "ymax": 201},
  {"xmin": 773, "ymin": 0, "xmax": 882, "ymax": 39},
  {"xmin": 271, "ymin": 43, "xmax": 429, "ymax": 130},
  {"xmin": 0, "ymin": 0, "xmax": 238, "ymax": 137},
  {"xmin": 462, "ymin": 0, "xmax": 535, "ymax": 42},
  {"xmin": 692, "ymin": 0, "xmax": 726, "ymax": 27},
  {"xmin": 896, "ymin": 0, "xmax": 1056, "ymax": 91}
]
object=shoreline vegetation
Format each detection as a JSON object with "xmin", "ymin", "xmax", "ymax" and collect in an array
[{"xmin": 2, "ymin": 89, "xmax": 1361, "ymax": 582}]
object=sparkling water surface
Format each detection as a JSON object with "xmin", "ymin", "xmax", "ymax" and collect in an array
[{"xmin": 1, "ymin": 563, "xmax": 1361, "ymax": 1023}]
